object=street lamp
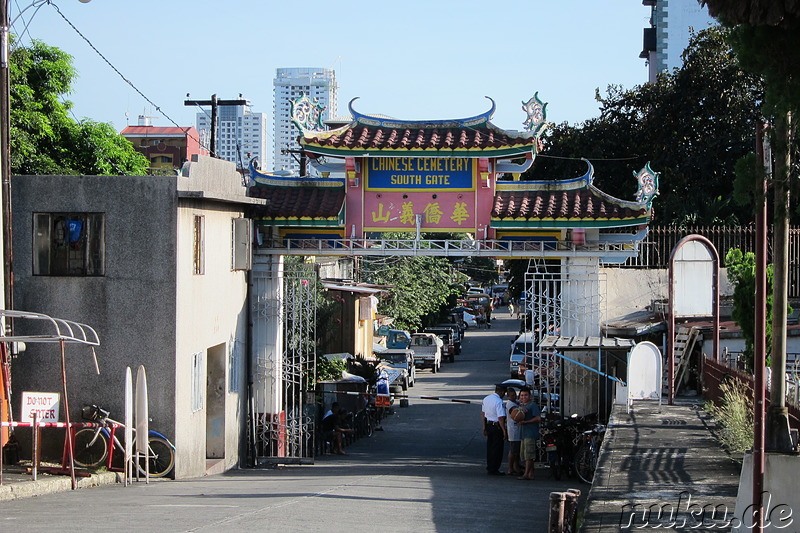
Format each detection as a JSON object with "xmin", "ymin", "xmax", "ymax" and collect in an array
[{"xmin": 0, "ymin": 0, "xmax": 91, "ymax": 314}]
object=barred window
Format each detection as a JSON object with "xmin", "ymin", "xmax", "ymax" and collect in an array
[
  {"xmin": 33, "ymin": 213, "xmax": 105, "ymax": 276},
  {"xmin": 193, "ymin": 215, "xmax": 205, "ymax": 275}
]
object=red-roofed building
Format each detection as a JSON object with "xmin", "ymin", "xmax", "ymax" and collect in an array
[{"xmin": 121, "ymin": 117, "xmax": 208, "ymax": 174}]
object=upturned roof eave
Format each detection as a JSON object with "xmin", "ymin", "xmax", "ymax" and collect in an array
[{"xmin": 299, "ymin": 143, "xmax": 536, "ymax": 159}]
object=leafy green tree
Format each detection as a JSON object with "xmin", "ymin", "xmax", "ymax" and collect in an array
[
  {"xmin": 701, "ymin": 0, "xmax": 800, "ymax": 450},
  {"xmin": 362, "ymin": 236, "xmax": 466, "ymax": 330},
  {"xmin": 725, "ymin": 248, "xmax": 774, "ymax": 370},
  {"xmin": 454, "ymin": 256, "xmax": 498, "ymax": 287},
  {"xmin": 526, "ymin": 26, "xmax": 764, "ymax": 225},
  {"xmin": 10, "ymin": 38, "xmax": 148, "ymax": 175}
]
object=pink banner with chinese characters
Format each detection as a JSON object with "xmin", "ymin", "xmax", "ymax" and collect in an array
[{"xmin": 362, "ymin": 191, "xmax": 479, "ymax": 232}]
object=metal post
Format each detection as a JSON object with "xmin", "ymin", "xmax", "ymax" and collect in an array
[
  {"xmin": 31, "ymin": 411, "xmax": 37, "ymax": 481},
  {"xmin": 0, "ymin": 0, "xmax": 14, "ymax": 316},
  {"xmin": 564, "ymin": 488, "xmax": 581, "ymax": 533},
  {"xmin": 59, "ymin": 339, "xmax": 76, "ymax": 489},
  {"xmin": 752, "ymin": 120, "xmax": 769, "ymax": 533},
  {"xmin": 549, "ymin": 491, "xmax": 566, "ymax": 532},
  {"xmin": 767, "ymin": 111, "xmax": 794, "ymax": 452},
  {"xmin": 209, "ymin": 93, "xmax": 218, "ymax": 158}
]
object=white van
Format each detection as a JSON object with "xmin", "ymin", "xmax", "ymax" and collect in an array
[{"xmin": 509, "ymin": 332, "xmax": 536, "ymax": 377}]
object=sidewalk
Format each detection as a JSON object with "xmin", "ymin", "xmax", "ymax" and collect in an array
[
  {"xmin": 581, "ymin": 397, "xmax": 742, "ymax": 531},
  {"xmin": 0, "ymin": 462, "xmax": 118, "ymax": 501}
]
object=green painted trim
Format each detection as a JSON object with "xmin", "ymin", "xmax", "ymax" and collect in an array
[
  {"xmin": 255, "ymin": 203, "xmax": 345, "ymax": 227},
  {"xmin": 490, "ymin": 216, "xmax": 651, "ymax": 229},
  {"xmin": 255, "ymin": 218, "xmax": 342, "ymax": 227}
]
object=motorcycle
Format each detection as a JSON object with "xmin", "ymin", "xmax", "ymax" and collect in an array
[{"xmin": 541, "ymin": 412, "xmax": 598, "ymax": 479}]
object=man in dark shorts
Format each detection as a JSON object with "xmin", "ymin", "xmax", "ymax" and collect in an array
[{"xmin": 481, "ymin": 384, "xmax": 507, "ymax": 475}]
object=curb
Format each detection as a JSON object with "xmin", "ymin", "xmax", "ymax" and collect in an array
[{"xmin": 0, "ymin": 470, "xmax": 119, "ymax": 501}]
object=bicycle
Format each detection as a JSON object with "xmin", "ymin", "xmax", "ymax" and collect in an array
[
  {"xmin": 72, "ymin": 404, "xmax": 175, "ymax": 478},
  {"xmin": 573, "ymin": 423, "xmax": 606, "ymax": 484}
]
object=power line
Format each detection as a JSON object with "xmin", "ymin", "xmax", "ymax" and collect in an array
[
  {"xmin": 536, "ymin": 153, "xmax": 644, "ymax": 162},
  {"xmin": 48, "ymin": 3, "xmax": 209, "ymax": 152}
]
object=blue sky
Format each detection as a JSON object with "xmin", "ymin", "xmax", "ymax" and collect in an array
[{"xmin": 12, "ymin": 1, "xmax": 657, "ymax": 147}]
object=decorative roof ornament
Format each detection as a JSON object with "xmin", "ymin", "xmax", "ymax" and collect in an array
[
  {"xmin": 522, "ymin": 92, "xmax": 548, "ymax": 137},
  {"xmin": 290, "ymin": 93, "xmax": 326, "ymax": 133},
  {"xmin": 347, "ymin": 96, "xmax": 497, "ymax": 129},
  {"xmin": 633, "ymin": 162, "xmax": 660, "ymax": 207}
]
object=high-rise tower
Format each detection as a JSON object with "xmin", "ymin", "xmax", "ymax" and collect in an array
[
  {"xmin": 273, "ymin": 68, "xmax": 337, "ymax": 175},
  {"xmin": 195, "ymin": 98, "xmax": 267, "ymax": 171}
]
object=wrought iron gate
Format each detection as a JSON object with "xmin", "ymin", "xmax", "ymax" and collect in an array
[
  {"xmin": 250, "ymin": 257, "xmax": 317, "ymax": 465},
  {"xmin": 522, "ymin": 259, "xmax": 607, "ymax": 415}
]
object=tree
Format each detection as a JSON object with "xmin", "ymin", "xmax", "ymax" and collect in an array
[
  {"xmin": 10, "ymin": 38, "xmax": 148, "ymax": 175},
  {"xmin": 454, "ymin": 256, "xmax": 498, "ymax": 287},
  {"xmin": 362, "ymin": 237, "xmax": 466, "ymax": 331},
  {"xmin": 725, "ymin": 248, "xmax": 776, "ymax": 370},
  {"xmin": 526, "ymin": 27, "xmax": 764, "ymax": 225},
  {"xmin": 700, "ymin": 0, "xmax": 800, "ymax": 452}
]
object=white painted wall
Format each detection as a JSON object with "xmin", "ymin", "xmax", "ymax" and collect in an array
[
  {"xmin": 175, "ymin": 202, "xmax": 249, "ymax": 478},
  {"xmin": 603, "ymin": 268, "xmax": 668, "ymax": 317},
  {"xmin": 733, "ymin": 453, "xmax": 800, "ymax": 531}
]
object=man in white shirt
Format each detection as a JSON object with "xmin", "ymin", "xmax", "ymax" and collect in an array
[{"xmin": 481, "ymin": 384, "xmax": 508, "ymax": 475}]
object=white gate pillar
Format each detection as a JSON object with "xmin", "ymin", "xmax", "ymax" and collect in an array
[
  {"xmin": 251, "ymin": 251, "xmax": 284, "ymax": 454},
  {"xmin": 560, "ymin": 256, "xmax": 601, "ymax": 337}
]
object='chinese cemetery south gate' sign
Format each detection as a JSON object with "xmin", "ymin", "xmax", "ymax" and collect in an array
[{"xmin": 365, "ymin": 157, "xmax": 476, "ymax": 232}]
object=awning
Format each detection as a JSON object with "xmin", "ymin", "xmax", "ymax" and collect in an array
[{"xmin": 538, "ymin": 335, "xmax": 636, "ymax": 351}]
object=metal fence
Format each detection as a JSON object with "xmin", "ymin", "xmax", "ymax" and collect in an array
[
  {"xmin": 703, "ymin": 356, "xmax": 800, "ymax": 430},
  {"xmin": 615, "ymin": 225, "xmax": 800, "ymax": 298}
]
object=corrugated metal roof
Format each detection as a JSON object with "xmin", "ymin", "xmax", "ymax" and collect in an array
[{"xmin": 538, "ymin": 335, "xmax": 636, "ymax": 350}]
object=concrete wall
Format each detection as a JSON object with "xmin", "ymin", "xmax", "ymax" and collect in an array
[
  {"xmin": 602, "ymin": 267, "xmax": 668, "ymax": 317},
  {"xmin": 174, "ymin": 201, "xmax": 248, "ymax": 478},
  {"xmin": 734, "ymin": 453, "xmax": 800, "ymax": 531},
  {"xmin": 11, "ymin": 174, "xmax": 178, "ymax": 455},
  {"xmin": 603, "ymin": 267, "xmax": 734, "ymax": 318}
]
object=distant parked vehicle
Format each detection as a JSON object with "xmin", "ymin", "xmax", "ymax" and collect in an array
[
  {"xmin": 379, "ymin": 348, "xmax": 416, "ymax": 389},
  {"xmin": 424, "ymin": 326, "xmax": 458, "ymax": 363},
  {"xmin": 509, "ymin": 332, "xmax": 536, "ymax": 377},
  {"xmin": 491, "ymin": 284, "xmax": 509, "ymax": 305},
  {"xmin": 385, "ymin": 329, "xmax": 412, "ymax": 349},
  {"xmin": 433, "ymin": 323, "xmax": 462, "ymax": 353},
  {"xmin": 410, "ymin": 332, "xmax": 443, "ymax": 372}
]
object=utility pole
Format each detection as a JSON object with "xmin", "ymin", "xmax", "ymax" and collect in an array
[
  {"xmin": 1, "ymin": 0, "xmax": 14, "ymax": 316},
  {"xmin": 280, "ymin": 148, "xmax": 306, "ymax": 176},
  {"xmin": 184, "ymin": 94, "xmax": 247, "ymax": 158}
]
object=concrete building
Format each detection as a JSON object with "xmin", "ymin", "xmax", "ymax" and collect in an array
[
  {"xmin": 121, "ymin": 116, "xmax": 207, "ymax": 174},
  {"xmin": 273, "ymin": 68, "xmax": 337, "ymax": 175},
  {"xmin": 11, "ymin": 155, "xmax": 264, "ymax": 479},
  {"xmin": 640, "ymin": 0, "xmax": 716, "ymax": 82},
  {"xmin": 196, "ymin": 99, "xmax": 267, "ymax": 171}
]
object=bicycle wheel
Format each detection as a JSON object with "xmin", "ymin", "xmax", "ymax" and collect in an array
[
  {"xmin": 147, "ymin": 437, "xmax": 175, "ymax": 477},
  {"xmin": 574, "ymin": 443, "xmax": 595, "ymax": 484},
  {"xmin": 72, "ymin": 428, "xmax": 108, "ymax": 468}
]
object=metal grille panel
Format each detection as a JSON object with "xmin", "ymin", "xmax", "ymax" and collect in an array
[{"xmin": 523, "ymin": 259, "xmax": 606, "ymax": 415}]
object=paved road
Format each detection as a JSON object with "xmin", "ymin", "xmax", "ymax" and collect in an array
[{"xmin": 2, "ymin": 310, "xmax": 584, "ymax": 532}]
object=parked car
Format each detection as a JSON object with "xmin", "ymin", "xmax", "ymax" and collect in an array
[
  {"xmin": 385, "ymin": 329, "xmax": 412, "ymax": 349},
  {"xmin": 435, "ymin": 323, "xmax": 462, "ymax": 354},
  {"xmin": 424, "ymin": 326, "xmax": 458, "ymax": 362},
  {"xmin": 410, "ymin": 332, "xmax": 443, "ymax": 372},
  {"xmin": 509, "ymin": 332, "xmax": 535, "ymax": 377},
  {"xmin": 443, "ymin": 311, "xmax": 467, "ymax": 337},
  {"xmin": 379, "ymin": 348, "xmax": 416, "ymax": 389},
  {"xmin": 462, "ymin": 311, "xmax": 478, "ymax": 328}
]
